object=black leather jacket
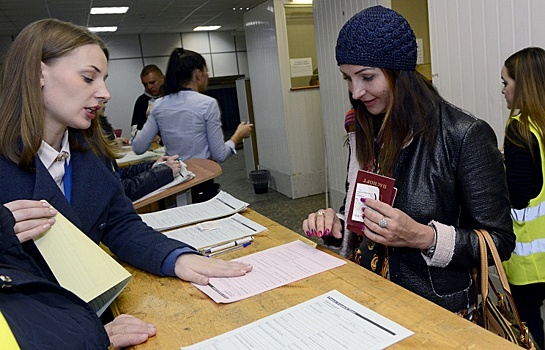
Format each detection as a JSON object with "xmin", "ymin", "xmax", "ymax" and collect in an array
[
  {"xmin": 107, "ymin": 159, "xmax": 174, "ymax": 201},
  {"xmin": 327, "ymin": 100, "xmax": 515, "ymax": 312}
]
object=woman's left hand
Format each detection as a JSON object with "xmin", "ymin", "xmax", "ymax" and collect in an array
[
  {"xmin": 105, "ymin": 314, "xmax": 156, "ymax": 350},
  {"xmin": 361, "ymin": 198, "xmax": 435, "ymax": 250},
  {"xmin": 174, "ymin": 253, "xmax": 253, "ymax": 285}
]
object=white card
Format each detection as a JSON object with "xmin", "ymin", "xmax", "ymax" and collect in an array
[{"xmin": 351, "ymin": 183, "xmax": 379, "ymax": 222}]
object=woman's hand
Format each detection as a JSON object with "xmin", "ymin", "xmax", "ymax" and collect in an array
[
  {"xmin": 104, "ymin": 314, "xmax": 156, "ymax": 350},
  {"xmin": 154, "ymin": 154, "xmax": 182, "ymax": 176},
  {"xmin": 230, "ymin": 122, "xmax": 253, "ymax": 144},
  {"xmin": 302, "ymin": 208, "xmax": 343, "ymax": 239},
  {"xmin": 360, "ymin": 198, "xmax": 435, "ymax": 250},
  {"xmin": 174, "ymin": 254, "xmax": 253, "ymax": 285},
  {"xmin": 4, "ymin": 200, "xmax": 58, "ymax": 243}
]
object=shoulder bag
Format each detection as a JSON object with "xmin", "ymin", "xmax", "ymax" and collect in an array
[{"xmin": 472, "ymin": 229, "xmax": 537, "ymax": 349}]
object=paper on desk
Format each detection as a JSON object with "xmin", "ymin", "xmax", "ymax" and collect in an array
[
  {"xmin": 163, "ymin": 213, "xmax": 266, "ymax": 251},
  {"xmin": 193, "ymin": 240, "xmax": 346, "ymax": 303},
  {"xmin": 181, "ymin": 289, "xmax": 413, "ymax": 350},
  {"xmin": 33, "ymin": 211, "xmax": 131, "ymax": 316},
  {"xmin": 140, "ymin": 191, "xmax": 248, "ymax": 231},
  {"xmin": 117, "ymin": 150, "xmax": 158, "ymax": 166},
  {"xmin": 132, "ymin": 161, "xmax": 195, "ymax": 203}
]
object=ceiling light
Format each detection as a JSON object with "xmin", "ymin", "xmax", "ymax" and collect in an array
[
  {"xmin": 193, "ymin": 26, "xmax": 221, "ymax": 31},
  {"xmin": 88, "ymin": 26, "xmax": 118, "ymax": 32},
  {"xmin": 90, "ymin": 7, "xmax": 129, "ymax": 14}
]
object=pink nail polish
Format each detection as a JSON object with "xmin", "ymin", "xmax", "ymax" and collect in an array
[
  {"xmin": 325, "ymin": 228, "xmax": 330, "ymax": 236},
  {"xmin": 361, "ymin": 197, "xmax": 366, "ymax": 202}
]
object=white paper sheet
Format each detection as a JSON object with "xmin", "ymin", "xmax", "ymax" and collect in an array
[
  {"xmin": 140, "ymin": 191, "xmax": 248, "ymax": 231},
  {"xmin": 181, "ymin": 289, "xmax": 413, "ymax": 350},
  {"xmin": 132, "ymin": 163, "xmax": 194, "ymax": 203},
  {"xmin": 193, "ymin": 240, "xmax": 346, "ymax": 303},
  {"xmin": 163, "ymin": 213, "xmax": 266, "ymax": 251}
]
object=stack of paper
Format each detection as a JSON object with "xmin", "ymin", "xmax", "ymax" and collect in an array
[
  {"xmin": 117, "ymin": 150, "xmax": 159, "ymax": 166},
  {"xmin": 163, "ymin": 213, "xmax": 266, "ymax": 252},
  {"xmin": 33, "ymin": 211, "xmax": 131, "ymax": 316},
  {"xmin": 140, "ymin": 191, "xmax": 248, "ymax": 231}
]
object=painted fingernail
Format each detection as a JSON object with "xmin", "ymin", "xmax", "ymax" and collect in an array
[
  {"xmin": 306, "ymin": 231, "xmax": 311, "ymax": 237},
  {"xmin": 360, "ymin": 198, "xmax": 366, "ymax": 202},
  {"xmin": 312, "ymin": 229, "xmax": 316, "ymax": 236},
  {"xmin": 325, "ymin": 229, "xmax": 330, "ymax": 236},
  {"xmin": 318, "ymin": 231, "xmax": 323, "ymax": 237},
  {"xmin": 361, "ymin": 224, "xmax": 365, "ymax": 231}
]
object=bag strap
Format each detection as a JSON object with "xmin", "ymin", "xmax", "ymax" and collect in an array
[{"xmin": 474, "ymin": 229, "xmax": 532, "ymax": 348}]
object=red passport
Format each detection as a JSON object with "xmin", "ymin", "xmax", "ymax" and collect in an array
[{"xmin": 346, "ymin": 170, "xmax": 396, "ymax": 234}]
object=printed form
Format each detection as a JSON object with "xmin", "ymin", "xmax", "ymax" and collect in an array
[
  {"xmin": 193, "ymin": 240, "xmax": 346, "ymax": 303},
  {"xmin": 163, "ymin": 213, "xmax": 266, "ymax": 251},
  {"xmin": 182, "ymin": 289, "xmax": 413, "ymax": 350},
  {"xmin": 139, "ymin": 191, "xmax": 248, "ymax": 231}
]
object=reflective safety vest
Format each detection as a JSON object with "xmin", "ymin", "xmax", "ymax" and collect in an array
[
  {"xmin": 503, "ymin": 115, "xmax": 545, "ymax": 285},
  {"xmin": 0, "ymin": 312, "xmax": 20, "ymax": 350}
]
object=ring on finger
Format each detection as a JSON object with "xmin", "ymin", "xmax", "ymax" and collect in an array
[
  {"xmin": 316, "ymin": 210, "xmax": 325, "ymax": 216},
  {"xmin": 378, "ymin": 217, "xmax": 388, "ymax": 229}
]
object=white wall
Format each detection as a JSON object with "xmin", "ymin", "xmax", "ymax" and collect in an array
[
  {"xmin": 244, "ymin": 0, "xmax": 325, "ymax": 198},
  {"xmin": 428, "ymin": 0, "xmax": 545, "ymax": 143}
]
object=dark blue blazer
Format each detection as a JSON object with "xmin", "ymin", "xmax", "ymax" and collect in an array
[
  {"xmin": 0, "ymin": 205, "xmax": 110, "ymax": 349},
  {"xmin": 0, "ymin": 135, "xmax": 190, "ymax": 278}
]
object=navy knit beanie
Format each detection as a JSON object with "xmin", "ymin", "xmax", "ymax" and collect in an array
[{"xmin": 335, "ymin": 5, "xmax": 417, "ymax": 71}]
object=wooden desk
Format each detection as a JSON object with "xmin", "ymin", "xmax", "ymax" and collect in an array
[
  {"xmin": 111, "ymin": 209, "xmax": 519, "ymax": 349},
  {"xmin": 133, "ymin": 158, "xmax": 222, "ymax": 214}
]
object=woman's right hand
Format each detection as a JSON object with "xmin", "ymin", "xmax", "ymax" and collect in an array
[
  {"xmin": 4, "ymin": 200, "xmax": 58, "ymax": 243},
  {"xmin": 302, "ymin": 208, "xmax": 343, "ymax": 239}
]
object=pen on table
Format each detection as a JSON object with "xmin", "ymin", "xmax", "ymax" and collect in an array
[
  {"xmin": 204, "ymin": 236, "xmax": 254, "ymax": 254},
  {"xmin": 207, "ymin": 241, "xmax": 252, "ymax": 257}
]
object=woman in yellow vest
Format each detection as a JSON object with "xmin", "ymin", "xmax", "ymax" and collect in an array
[{"xmin": 502, "ymin": 46, "xmax": 545, "ymax": 349}]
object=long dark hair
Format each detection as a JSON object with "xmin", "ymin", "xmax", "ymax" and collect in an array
[
  {"xmin": 163, "ymin": 48, "xmax": 207, "ymax": 95},
  {"xmin": 503, "ymin": 47, "xmax": 545, "ymax": 159},
  {"xmin": 352, "ymin": 69, "xmax": 440, "ymax": 177}
]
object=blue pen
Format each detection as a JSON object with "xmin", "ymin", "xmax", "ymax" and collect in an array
[{"xmin": 207, "ymin": 241, "xmax": 252, "ymax": 257}]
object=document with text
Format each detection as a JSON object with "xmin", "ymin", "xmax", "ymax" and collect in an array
[
  {"xmin": 193, "ymin": 240, "xmax": 346, "ymax": 303},
  {"xmin": 163, "ymin": 213, "xmax": 266, "ymax": 251},
  {"xmin": 181, "ymin": 289, "xmax": 413, "ymax": 350},
  {"xmin": 140, "ymin": 191, "xmax": 248, "ymax": 231}
]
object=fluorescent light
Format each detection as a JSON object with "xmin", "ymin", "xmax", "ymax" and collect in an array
[
  {"xmin": 90, "ymin": 7, "xmax": 129, "ymax": 14},
  {"xmin": 88, "ymin": 26, "xmax": 118, "ymax": 33},
  {"xmin": 193, "ymin": 26, "xmax": 221, "ymax": 31}
]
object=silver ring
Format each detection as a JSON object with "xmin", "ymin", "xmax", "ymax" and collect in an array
[
  {"xmin": 316, "ymin": 210, "xmax": 325, "ymax": 216},
  {"xmin": 378, "ymin": 217, "xmax": 388, "ymax": 228}
]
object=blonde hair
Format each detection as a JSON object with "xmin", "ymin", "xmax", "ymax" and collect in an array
[{"xmin": 0, "ymin": 18, "xmax": 117, "ymax": 171}]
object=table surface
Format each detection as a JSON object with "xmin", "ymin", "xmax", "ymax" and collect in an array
[
  {"xmin": 132, "ymin": 158, "xmax": 222, "ymax": 211},
  {"xmin": 111, "ymin": 209, "xmax": 519, "ymax": 349}
]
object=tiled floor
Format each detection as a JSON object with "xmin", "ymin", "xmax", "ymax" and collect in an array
[{"xmin": 215, "ymin": 149, "xmax": 325, "ymax": 244}]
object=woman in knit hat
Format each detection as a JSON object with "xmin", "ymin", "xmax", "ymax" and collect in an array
[{"xmin": 303, "ymin": 5, "xmax": 515, "ymax": 317}]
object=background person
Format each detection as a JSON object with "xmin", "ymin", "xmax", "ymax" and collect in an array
[
  {"xmin": 132, "ymin": 48, "xmax": 253, "ymax": 202},
  {"xmin": 99, "ymin": 103, "xmax": 182, "ymax": 201},
  {"xmin": 130, "ymin": 64, "xmax": 165, "ymax": 137},
  {"xmin": 302, "ymin": 5, "xmax": 514, "ymax": 317},
  {"xmin": 0, "ymin": 19, "xmax": 252, "ymax": 349},
  {"xmin": 501, "ymin": 46, "xmax": 545, "ymax": 349}
]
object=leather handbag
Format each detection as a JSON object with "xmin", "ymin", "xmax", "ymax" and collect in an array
[{"xmin": 472, "ymin": 229, "xmax": 537, "ymax": 349}]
